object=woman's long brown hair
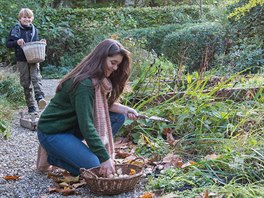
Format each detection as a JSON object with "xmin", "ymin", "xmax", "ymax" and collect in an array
[{"xmin": 56, "ymin": 39, "xmax": 131, "ymax": 106}]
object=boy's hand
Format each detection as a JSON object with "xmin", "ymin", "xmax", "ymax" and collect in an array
[
  {"xmin": 40, "ymin": 39, "xmax": 47, "ymax": 44},
  {"xmin": 17, "ymin": 39, "xmax": 25, "ymax": 46}
]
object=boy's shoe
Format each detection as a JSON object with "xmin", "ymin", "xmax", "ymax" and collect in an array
[
  {"xmin": 28, "ymin": 106, "xmax": 37, "ymax": 113},
  {"xmin": 38, "ymin": 98, "xmax": 47, "ymax": 110}
]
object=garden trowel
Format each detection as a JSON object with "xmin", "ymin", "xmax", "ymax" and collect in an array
[{"xmin": 137, "ymin": 114, "xmax": 171, "ymax": 123}]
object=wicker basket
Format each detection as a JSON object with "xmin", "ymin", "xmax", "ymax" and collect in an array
[
  {"xmin": 80, "ymin": 157, "xmax": 145, "ymax": 195},
  {"xmin": 21, "ymin": 41, "xmax": 46, "ymax": 63}
]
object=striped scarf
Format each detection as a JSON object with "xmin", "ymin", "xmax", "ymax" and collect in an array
[{"xmin": 92, "ymin": 78, "xmax": 115, "ymax": 159}]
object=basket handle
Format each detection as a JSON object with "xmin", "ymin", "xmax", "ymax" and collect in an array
[
  {"xmin": 80, "ymin": 168, "xmax": 98, "ymax": 179},
  {"xmin": 128, "ymin": 156, "xmax": 145, "ymax": 168}
]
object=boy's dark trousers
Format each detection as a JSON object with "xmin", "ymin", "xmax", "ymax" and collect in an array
[{"xmin": 16, "ymin": 61, "xmax": 45, "ymax": 108}]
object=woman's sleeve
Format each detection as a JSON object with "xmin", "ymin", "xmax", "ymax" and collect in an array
[{"xmin": 71, "ymin": 81, "xmax": 110, "ymax": 163}]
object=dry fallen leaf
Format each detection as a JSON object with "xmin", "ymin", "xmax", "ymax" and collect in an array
[
  {"xmin": 49, "ymin": 186, "xmax": 78, "ymax": 196},
  {"xmin": 245, "ymin": 90, "xmax": 254, "ymax": 100},
  {"xmin": 47, "ymin": 171, "xmax": 85, "ymax": 196},
  {"xmin": 123, "ymin": 156, "xmax": 145, "ymax": 167},
  {"xmin": 162, "ymin": 192, "xmax": 178, "ymax": 198},
  {"xmin": 72, "ymin": 180, "xmax": 86, "ymax": 188},
  {"xmin": 181, "ymin": 161, "xmax": 196, "ymax": 168},
  {"xmin": 162, "ymin": 153, "xmax": 183, "ymax": 168},
  {"xmin": 58, "ymin": 182, "xmax": 70, "ymax": 188},
  {"xmin": 61, "ymin": 175, "xmax": 80, "ymax": 183},
  {"xmin": 166, "ymin": 132, "xmax": 176, "ymax": 145},
  {"xmin": 114, "ymin": 139, "xmax": 130, "ymax": 148},
  {"xmin": 162, "ymin": 153, "xmax": 180, "ymax": 163},
  {"xmin": 205, "ymin": 153, "xmax": 220, "ymax": 160},
  {"xmin": 163, "ymin": 128, "xmax": 171, "ymax": 135},
  {"xmin": 205, "ymin": 189, "xmax": 209, "ymax": 198},
  {"xmin": 140, "ymin": 192, "xmax": 155, "ymax": 198},
  {"xmin": 49, "ymin": 172, "xmax": 79, "ymax": 184},
  {"xmin": 130, "ymin": 168, "xmax": 136, "ymax": 175},
  {"xmin": 115, "ymin": 150, "xmax": 131, "ymax": 158},
  {"xmin": 3, "ymin": 175, "xmax": 20, "ymax": 180}
]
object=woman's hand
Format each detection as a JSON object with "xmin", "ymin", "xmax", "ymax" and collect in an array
[
  {"xmin": 99, "ymin": 158, "xmax": 115, "ymax": 177},
  {"xmin": 126, "ymin": 107, "xmax": 138, "ymax": 120},
  {"xmin": 109, "ymin": 103, "xmax": 138, "ymax": 120}
]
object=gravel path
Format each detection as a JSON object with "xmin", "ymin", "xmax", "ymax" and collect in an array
[{"xmin": 0, "ymin": 79, "xmax": 144, "ymax": 198}]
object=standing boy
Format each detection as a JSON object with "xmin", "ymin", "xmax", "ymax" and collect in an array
[{"xmin": 6, "ymin": 8, "xmax": 46, "ymax": 113}]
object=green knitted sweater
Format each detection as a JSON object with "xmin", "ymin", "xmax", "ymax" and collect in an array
[{"xmin": 37, "ymin": 78, "xmax": 109, "ymax": 163}]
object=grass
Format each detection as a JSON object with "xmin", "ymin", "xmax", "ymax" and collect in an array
[
  {"xmin": 119, "ymin": 58, "xmax": 264, "ymax": 197},
  {"xmin": 232, "ymin": 75, "xmax": 264, "ymax": 88}
]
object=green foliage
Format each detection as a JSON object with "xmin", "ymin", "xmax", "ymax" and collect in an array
[
  {"xmin": 1, "ymin": 5, "xmax": 218, "ymax": 68},
  {"xmin": 0, "ymin": 98, "xmax": 13, "ymax": 137},
  {"xmin": 120, "ymin": 66, "xmax": 264, "ymax": 195},
  {"xmin": 218, "ymin": 183, "xmax": 264, "ymax": 198},
  {"xmin": 162, "ymin": 22, "xmax": 225, "ymax": 72},
  {"xmin": 145, "ymin": 131, "xmax": 264, "ymax": 196},
  {"xmin": 233, "ymin": 75, "xmax": 264, "ymax": 88},
  {"xmin": 122, "ymin": 70, "xmax": 264, "ymax": 156},
  {"xmin": 0, "ymin": 71, "xmax": 24, "ymax": 104},
  {"xmin": 35, "ymin": 5, "xmax": 213, "ymax": 68},
  {"xmin": 119, "ymin": 23, "xmax": 193, "ymax": 55},
  {"xmin": 135, "ymin": 134, "xmax": 170, "ymax": 158},
  {"xmin": 0, "ymin": 120, "xmax": 7, "ymax": 134},
  {"xmin": 222, "ymin": 39, "xmax": 263, "ymax": 73},
  {"xmin": 224, "ymin": 0, "xmax": 264, "ymax": 73},
  {"xmin": 49, "ymin": 0, "xmax": 125, "ymax": 8},
  {"xmin": 146, "ymin": 167, "xmax": 214, "ymax": 192},
  {"xmin": 121, "ymin": 52, "xmax": 178, "ymax": 108},
  {"xmin": 228, "ymin": 0, "xmax": 264, "ymax": 19},
  {"xmin": 0, "ymin": 70, "xmax": 23, "ymax": 137}
]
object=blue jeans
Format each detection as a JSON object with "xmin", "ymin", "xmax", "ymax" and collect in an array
[{"xmin": 37, "ymin": 112, "xmax": 125, "ymax": 176}]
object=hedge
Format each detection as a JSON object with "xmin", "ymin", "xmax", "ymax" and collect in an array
[
  {"xmin": 0, "ymin": 5, "xmax": 218, "ymax": 67},
  {"xmin": 162, "ymin": 22, "xmax": 226, "ymax": 72}
]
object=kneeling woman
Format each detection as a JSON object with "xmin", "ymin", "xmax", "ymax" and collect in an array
[{"xmin": 37, "ymin": 39, "xmax": 138, "ymax": 176}]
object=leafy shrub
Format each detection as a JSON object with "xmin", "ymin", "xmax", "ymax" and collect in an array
[
  {"xmin": 0, "ymin": 70, "xmax": 24, "ymax": 137},
  {"xmin": 0, "ymin": 98, "xmax": 13, "ymax": 137},
  {"xmin": 0, "ymin": 71, "xmax": 24, "ymax": 104},
  {"xmin": 162, "ymin": 22, "xmax": 225, "ymax": 72},
  {"xmin": 1, "ymin": 5, "xmax": 218, "ymax": 67},
  {"xmin": 36, "ymin": 5, "xmax": 209, "ymax": 68},
  {"xmin": 119, "ymin": 23, "xmax": 194, "ymax": 55},
  {"xmin": 222, "ymin": 40, "xmax": 263, "ymax": 74},
  {"xmin": 224, "ymin": 0, "xmax": 264, "ymax": 73}
]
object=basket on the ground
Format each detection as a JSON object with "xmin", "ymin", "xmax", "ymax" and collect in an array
[
  {"xmin": 80, "ymin": 157, "xmax": 145, "ymax": 195},
  {"xmin": 21, "ymin": 41, "xmax": 46, "ymax": 63}
]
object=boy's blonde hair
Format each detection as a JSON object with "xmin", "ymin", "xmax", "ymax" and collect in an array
[{"xmin": 18, "ymin": 8, "xmax": 34, "ymax": 19}]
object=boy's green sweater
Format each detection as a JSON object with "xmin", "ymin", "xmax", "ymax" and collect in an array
[{"xmin": 37, "ymin": 78, "xmax": 110, "ymax": 163}]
